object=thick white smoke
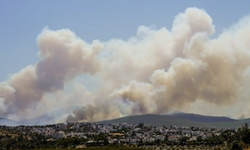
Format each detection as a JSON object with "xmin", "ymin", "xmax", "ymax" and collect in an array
[
  {"xmin": 0, "ymin": 28, "xmax": 103, "ymax": 119},
  {"xmin": 1, "ymin": 7, "xmax": 250, "ymax": 122}
]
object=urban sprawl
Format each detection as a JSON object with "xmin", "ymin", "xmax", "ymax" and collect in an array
[{"xmin": 0, "ymin": 122, "xmax": 250, "ymax": 149}]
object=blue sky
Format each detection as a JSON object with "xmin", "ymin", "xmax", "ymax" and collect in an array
[
  {"xmin": 2, "ymin": 1, "xmax": 250, "ymax": 121},
  {"xmin": 1, "ymin": 0, "xmax": 250, "ymax": 82}
]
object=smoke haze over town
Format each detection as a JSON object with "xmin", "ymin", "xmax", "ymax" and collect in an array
[{"xmin": 1, "ymin": 1, "xmax": 250, "ymax": 124}]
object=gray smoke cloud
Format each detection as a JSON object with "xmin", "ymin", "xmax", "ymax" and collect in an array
[{"xmin": 1, "ymin": 7, "xmax": 250, "ymax": 122}]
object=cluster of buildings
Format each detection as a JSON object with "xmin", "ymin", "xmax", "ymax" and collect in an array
[{"xmin": 3, "ymin": 122, "xmax": 224, "ymax": 146}]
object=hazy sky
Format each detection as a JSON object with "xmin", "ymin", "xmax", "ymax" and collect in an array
[
  {"xmin": 2, "ymin": 1, "xmax": 250, "ymax": 122},
  {"xmin": 1, "ymin": 1, "xmax": 250, "ymax": 82}
]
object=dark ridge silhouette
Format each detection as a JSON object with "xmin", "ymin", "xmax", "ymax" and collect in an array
[
  {"xmin": 169, "ymin": 113, "xmax": 235, "ymax": 123},
  {"xmin": 1, "ymin": 112, "xmax": 250, "ymax": 128},
  {"xmin": 98, "ymin": 113, "xmax": 250, "ymax": 128}
]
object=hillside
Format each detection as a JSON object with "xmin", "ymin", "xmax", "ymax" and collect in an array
[
  {"xmin": 170, "ymin": 113, "xmax": 235, "ymax": 123},
  {"xmin": 98, "ymin": 113, "xmax": 250, "ymax": 128},
  {"xmin": 1, "ymin": 112, "xmax": 250, "ymax": 128},
  {"xmin": 98, "ymin": 114, "xmax": 212, "ymax": 127},
  {"xmin": 0, "ymin": 118, "xmax": 19, "ymax": 126}
]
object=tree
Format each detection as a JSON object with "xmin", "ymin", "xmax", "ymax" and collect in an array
[
  {"xmin": 196, "ymin": 135, "xmax": 203, "ymax": 144},
  {"xmin": 240, "ymin": 123, "xmax": 250, "ymax": 144},
  {"xmin": 220, "ymin": 129, "xmax": 235, "ymax": 143},
  {"xmin": 138, "ymin": 123, "xmax": 144, "ymax": 129},
  {"xmin": 231, "ymin": 141, "xmax": 243, "ymax": 150},
  {"xmin": 178, "ymin": 136, "xmax": 188, "ymax": 146},
  {"xmin": 164, "ymin": 134, "xmax": 169, "ymax": 143},
  {"xmin": 155, "ymin": 139, "xmax": 161, "ymax": 145}
]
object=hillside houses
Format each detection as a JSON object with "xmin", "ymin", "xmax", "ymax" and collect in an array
[
  {"xmin": 1, "ymin": 121, "xmax": 245, "ymax": 149},
  {"xmin": 24, "ymin": 122, "xmax": 218, "ymax": 145}
]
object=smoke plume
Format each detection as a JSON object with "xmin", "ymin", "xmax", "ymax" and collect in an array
[{"xmin": 1, "ymin": 7, "xmax": 250, "ymax": 122}]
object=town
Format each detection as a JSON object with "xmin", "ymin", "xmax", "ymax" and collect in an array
[{"xmin": 0, "ymin": 122, "xmax": 249, "ymax": 149}]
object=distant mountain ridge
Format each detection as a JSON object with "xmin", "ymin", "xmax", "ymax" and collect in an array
[
  {"xmin": 0, "ymin": 117, "xmax": 19, "ymax": 126},
  {"xmin": 98, "ymin": 113, "xmax": 250, "ymax": 128},
  {"xmin": 0, "ymin": 106, "xmax": 83, "ymax": 126},
  {"xmin": 1, "ymin": 112, "xmax": 250, "ymax": 128},
  {"xmin": 170, "ymin": 113, "xmax": 235, "ymax": 123}
]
